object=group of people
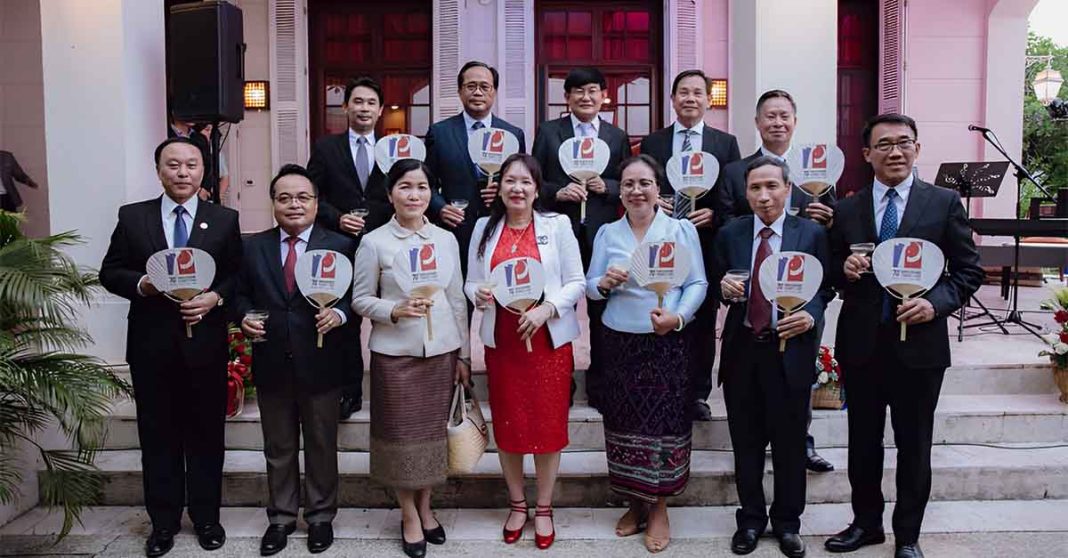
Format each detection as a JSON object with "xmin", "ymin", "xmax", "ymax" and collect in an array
[{"xmin": 99, "ymin": 61, "xmax": 982, "ymax": 558}]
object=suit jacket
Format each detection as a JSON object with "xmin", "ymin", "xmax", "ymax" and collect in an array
[
  {"xmin": 828, "ymin": 180, "xmax": 983, "ymax": 369},
  {"xmin": 464, "ymin": 212, "xmax": 585, "ymax": 349},
  {"xmin": 0, "ymin": 151, "xmax": 34, "ymax": 207},
  {"xmin": 710, "ymin": 214, "xmax": 833, "ymax": 390},
  {"xmin": 533, "ymin": 116, "xmax": 630, "ymax": 248},
  {"xmin": 306, "ymin": 132, "xmax": 392, "ymax": 236},
  {"xmin": 720, "ymin": 150, "xmax": 837, "ymax": 221},
  {"xmin": 99, "ymin": 196, "xmax": 242, "ymax": 370},
  {"xmin": 232, "ymin": 226, "xmax": 357, "ymax": 394}
]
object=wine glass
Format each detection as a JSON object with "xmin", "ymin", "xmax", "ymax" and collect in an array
[
  {"xmin": 724, "ymin": 269, "xmax": 751, "ymax": 302},
  {"xmin": 244, "ymin": 309, "xmax": 269, "ymax": 343},
  {"xmin": 850, "ymin": 242, "xmax": 876, "ymax": 274},
  {"xmin": 348, "ymin": 207, "xmax": 370, "ymax": 235}
]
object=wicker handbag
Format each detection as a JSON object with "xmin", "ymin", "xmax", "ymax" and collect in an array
[{"xmin": 446, "ymin": 383, "xmax": 488, "ymax": 475}]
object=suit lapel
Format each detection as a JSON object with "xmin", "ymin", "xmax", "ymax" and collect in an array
[
  {"xmin": 262, "ymin": 228, "xmax": 290, "ymax": 300},
  {"xmin": 337, "ymin": 132, "xmax": 363, "ymax": 190},
  {"xmin": 738, "ymin": 215, "xmax": 756, "ymax": 273},
  {"xmin": 186, "ymin": 202, "xmax": 209, "ymax": 248},
  {"xmin": 560, "ymin": 116, "xmax": 576, "ymax": 142},
  {"xmin": 781, "ymin": 215, "xmax": 801, "ymax": 253},
  {"xmin": 146, "ymin": 196, "xmax": 167, "ymax": 252},
  {"xmin": 858, "ymin": 186, "xmax": 878, "ymax": 242},
  {"xmin": 454, "ymin": 115, "xmax": 479, "ymax": 181},
  {"xmin": 703, "ymin": 127, "xmax": 719, "ymax": 158},
  {"xmin": 896, "ymin": 180, "xmax": 930, "ymax": 238}
]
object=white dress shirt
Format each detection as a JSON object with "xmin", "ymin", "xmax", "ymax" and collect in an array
[
  {"xmin": 160, "ymin": 193, "xmax": 198, "ymax": 249},
  {"xmin": 759, "ymin": 145, "xmax": 791, "ymax": 162},
  {"xmin": 570, "ymin": 113, "xmax": 601, "ymax": 137},
  {"xmin": 672, "ymin": 120, "xmax": 705, "ymax": 154},
  {"xmin": 347, "ymin": 129, "xmax": 377, "ymax": 177},
  {"xmin": 462, "ymin": 111, "xmax": 494, "ymax": 136},
  {"xmin": 280, "ymin": 225, "xmax": 346, "ymax": 324},
  {"xmin": 872, "ymin": 173, "xmax": 914, "ymax": 237},
  {"xmin": 747, "ymin": 211, "xmax": 786, "ymax": 328}
]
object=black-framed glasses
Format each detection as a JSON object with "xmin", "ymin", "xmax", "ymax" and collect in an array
[
  {"xmin": 273, "ymin": 193, "xmax": 317, "ymax": 205},
  {"xmin": 871, "ymin": 138, "xmax": 917, "ymax": 153}
]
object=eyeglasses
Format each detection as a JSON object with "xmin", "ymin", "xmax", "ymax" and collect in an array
[
  {"xmin": 621, "ymin": 181, "xmax": 657, "ymax": 192},
  {"xmin": 273, "ymin": 193, "xmax": 317, "ymax": 205},
  {"xmin": 462, "ymin": 82, "xmax": 494, "ymax": 94},
  {"xmin": 568, "ymin": 87, "xmax": 603, "ymax": 99},
  {"xmin": 870, "ymin": 138, "xmax": 917, "ymax": 153}
]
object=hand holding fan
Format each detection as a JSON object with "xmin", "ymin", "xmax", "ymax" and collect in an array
[
  {"xmin": 872, "ymin": 238, "xmax": 945, "ymax": 341},
  {"xmin": 757, "ymin": 251, "xmax": 824, "ymax": 351},
  {"xmin": 785, "ymin": 143, "xmax": 846, "ymax": 198},
  {"xmin": 467, "ymin": 127, "xmax": 520, "ymax": 182},
  {"xmin": 666, "ymin": 151, "xmax": 720, "ymax": 219},
  {"xmin": 391, "ymin": 240, "xmax": 456, "ymax": 341},
  {"xmin": 375, "ymin": 134, "xmax": 427, "ymax": 173},
  {"xmin": 146, "ymin": 248, "xmax": 217, "ymax": 338},
  {"xmin": 295, "ymin": 250, "xmax": 354, "ymax": 348},
  {"xmin": 629, "ymin": 241, "xmax": 691, "ymax": 309},
  {"xmin": 557, "ymin": 136, "xmax": 611, "ymax": 224},
  {"xmin": 489, "ymin": 257, "xmax": 546, "ymax": 352}
]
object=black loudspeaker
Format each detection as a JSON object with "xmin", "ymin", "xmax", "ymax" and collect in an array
[{"xmin": 168, "ymin": 1, "xmax": 244, "ymax": 123}]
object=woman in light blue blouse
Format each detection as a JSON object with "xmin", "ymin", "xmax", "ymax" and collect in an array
[{"xmin": 585, "ymin": 154, "xmax": 708, "ymax": 553}]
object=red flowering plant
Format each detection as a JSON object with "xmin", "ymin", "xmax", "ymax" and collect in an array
[
  {"xmin": 226, "ymin": 325, "xmax": 255, "ymax": 417},
  {"xmin": 1039, "ymin": 288, "xmax": 1068, "ymax": 367},
  {"xmin": 815, "ymin": 345, "xmax": 841, "ymax": 386}
]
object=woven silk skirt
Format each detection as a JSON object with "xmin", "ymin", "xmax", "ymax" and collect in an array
[{"xmin": 369, "ymin": 351, "xmax": 455, "ymax": 490}]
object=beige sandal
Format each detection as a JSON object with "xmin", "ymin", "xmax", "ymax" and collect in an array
[
  {"xmin": 614, "ymin": 507, "xmax": 648, "ymax": 537},
  {"xmin": 644, "ymin": 532, "xmax": 670, "ymax": 553}
]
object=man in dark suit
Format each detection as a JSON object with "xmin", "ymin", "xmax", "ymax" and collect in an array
[
  {"xmin": 640, "ymin": 69, "xmax": 741, "ymax": 421},
  {"xmin": 100, "ymin": 137, "xmax": 242, "ymax": 557},
  {"xmin": 721, "ymin": 89, "xmax": 836, "ymax": 474},
  {"xmin": 0, "ymin": 150, "xmax": 39, "ymax": 211},
  {"xmin": 425, "ymin": 60, "xmax": 526, "ymax": 276},
  {"xmin": 233, "ymin": 165, "xmax": 356, "ymax": 556},
  {"xmin": 711, "ymin": 156, "xmax": 831, "ymax": 558},
  {"xmin": 307, "ymin": 76, "xmax": 392, "ymax": 418},
  {"xmin": 824, "ymin": 114, "xmax": 983, "ymax": 558},
  {"xmin": 533, "ymin": 66, "xmax": 630, "ymax": 410}
]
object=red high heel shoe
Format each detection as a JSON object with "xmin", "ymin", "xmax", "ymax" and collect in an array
[
  {"xmin": 534, "ymin": 504, "xmax": 555, "ymax": 550},
  {"xmin": 502, "ymin": 499, "xmax": 528, "ymax": 544}
]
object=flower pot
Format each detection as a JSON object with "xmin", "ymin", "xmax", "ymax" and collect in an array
[
  {"xmin": 226, "ymin": 374, "xmax": 245, "ymax": 419},
  {"xmin": 812, "ymin": 382, "xmax": 844, "ymax": 410},
  {"xmin": 1055, "ymin": 366, "xmax": 1068, "ymax": 404}
]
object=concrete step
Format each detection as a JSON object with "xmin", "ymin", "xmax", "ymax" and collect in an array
[
  {"xmin": 77, "ymin": 444, "xmax": 1068, "ymax": 508},
  {"xmin": 101, "ymin": 394, "xmax": 1068, "ymax": 452}
]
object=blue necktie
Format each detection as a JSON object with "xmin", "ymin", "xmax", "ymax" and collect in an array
[
  {"xmin": 880, "ymin": 189, "xmax": 899, "ymax": 321},
  {"xmin": 675, "ymin": 130, "xmax": 696, "ymax": 218},
  {"xmin": 173, "ymin": 206, "xmax": 189, "ymax": 248}
]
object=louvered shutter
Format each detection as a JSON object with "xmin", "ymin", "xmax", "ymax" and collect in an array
[
  {"xmin": 270, "ymin": 0, "xmax": 309, "ymax": 169},
  {"xmin": 878, "ymin": 0, "xmax": 906, "ymax": 114},
  {"xmin": 433, "ymin": 0, "xmax": 463, "ymax": 120},
  {"xmin": 499, "ymin": 0, "xmax": 534, "ymax": 138},
  {"xmin": 666, "ymin": 0, "xmax": 702, "ymax": 123}
]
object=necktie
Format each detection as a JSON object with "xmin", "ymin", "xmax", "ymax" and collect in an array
[
  {"xmin": 748, "ymin": 227, "xmax": 775, "ymax": 334},
  {"xmin": 283, "ymin": 236, "xmax": 299, "ymax": 294},
  {"xmin": 681, "ymin": 129, "xmax": 694, "ymax": 152},
  {"xmin": 880, "ymin": 189, "xmax": 900, "ymax": 320},
  {"xmin": 355, "ymin": 136, "xmax": 370, "ymax": 188},
  {"xmin": 172, "ymin": 206, "xmax": 189, "ymax": 248},
  {"xmin": 471, "ymin": 121, "xmax": 486, "ymax": 178},
  {"xmin": 578, "ymin": 122, "xmax": 595, "ymax": 137}
]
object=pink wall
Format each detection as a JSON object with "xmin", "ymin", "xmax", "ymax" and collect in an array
[{"xmin": 702, "ymin": 0, "xmax": 731, "ymax": 132}]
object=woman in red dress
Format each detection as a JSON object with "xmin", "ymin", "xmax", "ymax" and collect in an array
[{"xmin": 465, "ymin": 154, "xmax": 585, "ymax": 549}]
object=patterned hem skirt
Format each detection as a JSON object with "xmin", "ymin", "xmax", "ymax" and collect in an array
[
  {"xmin": 601, "ymin": 326, "xmax": 693, "ymax": 503},
  {"xmin": 369, "ymin": 351, "xmax": 455, "ymax": 490}
]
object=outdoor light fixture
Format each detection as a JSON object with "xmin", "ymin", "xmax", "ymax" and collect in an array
[
  {"xmin": 1034, "ymin": 65, "xmax": 1064, "ymax": 107},
  {"xmin": 243, "ymin": 80, "xmax": 269, "ymax": 110},
  {"xmin": 708, "ymin": 79, "xmax": 728, "ymax": 109}
]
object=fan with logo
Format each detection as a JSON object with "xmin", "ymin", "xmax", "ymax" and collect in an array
[
  {"xmin": 467, "ymin": 127, "xmax": 520, "ymax": 182},
  {"xmin": 489, "ymin": 256, "xmax": 546, "ymax": 352},
  {"xmin": 294, "ymin": 249, "xmax": 354, "ymax": 348},
  {"xmin": 145, "ymin": 247, "xmax": 217, "ymax": 338},
  {"xmin": 872, "ymin": 238, "xmax": 945, "ymax": 342},
  {"xmin": 557, "ymin": 136, "xmax": 611, "ymax": 224},
  {"xmin": 757, "ymin": 251, "xmax": 824, "ymax": 352},
  {"xmin": 785, "ymin": 143, "xmax": 846, "ymax": 199},
  {"xmin": 374, "ymin": 133, "xmax": 427, "ymax": 173},
  {"xmin": 391, "ymin": 240, "xmax": 456, "ymax": 341},
  {"xmin": 666, "ymin": 151, "xmax": 720, "ymax": 219},
  {"xmin": 628, "ymin": 240, "xmax": 691, "ymax": 309}
]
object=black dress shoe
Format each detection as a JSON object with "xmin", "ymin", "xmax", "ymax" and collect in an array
[
  {"xmin": 422, "ymin": 519, "xmax": 446, "ymax": 545},
  {"xmin": 339, "ymin": 394, "xmax": 361, "ymax": 420},
  {"xmin": 731, "ymin": 528, "xmax": 762, "ymax": 555},
  {"xmin": 806, "ymin": 450, "xmax": 835, "ymax": 473},
  {"xmin": 308, "ymin": 522, "xmax": 334, "ymax": 554},
  {"xmin": 145, "ymin": 529, "xmax": 175, "ymax": 557},
  {"xmin": 194, "ymin": 522, "xmax": 226, "ymax": 551},
  {"xmin": 401, "ymin": 522, "xmax": 427, "ymax": 558},
  {"xmin": 260, "ymin": 524, "xmax": 296, "ymax": 556},
  {"xmin": 777, "ymin": 532, "xmax": 806, "ymax": 558},
  {"xmin": 824, "ymin": 524, "xmax": 886, "ymax": 553},
  {"xmin": 693, "ymin": 399, "xmax": 713, "ymax": 421},
  {"xmin": 895, "ymin": 542, "xmax": 924, "ymax": 558}
]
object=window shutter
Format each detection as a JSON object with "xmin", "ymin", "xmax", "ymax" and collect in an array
[
  {"xmin": 270, "ymin": 0, "xmax": 309, "ymax": 169},
  {"xmin": 500, "ymin": 0, "xmax": 534, "ymax": 138},
  {"xmin": 666, "ymin": 0, "xmax": 702, "ymax": 123},
  {"xmin": 878, "ymin": 0, "xmax": 906, "ymax": 114},
  {"xmin": 433, "ymin": 0, "xmax": 463, "ymax": 120}
]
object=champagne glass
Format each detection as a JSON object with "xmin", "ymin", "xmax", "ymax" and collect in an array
[
  {"xmin": 476, "ymin": 281, "xmax": 497, "ymax": 310},
  {"xmin": 787, "ymin": 205, "xmax": 801, "ymax": 217},
  {"xmin": 850, "ymin": 242, "xmax": 876, "ymax": 274},
  {"xmin": 608, "ymin": 259, "xmax": 630, "ymax": 291},
  {"xmin": 244, "ymin": 309, "xmax": 269, "ymax": 343},
  {"xmin": 449, "ymin": 199, "xmax": 470, "ymax": 211},
  {"xmin": 348, "ymin": 207, "xmax": 370, "ymax": 235},
  {"xmin": 724, "ymin": 269, "xmax": 751, "ymax": 302}
]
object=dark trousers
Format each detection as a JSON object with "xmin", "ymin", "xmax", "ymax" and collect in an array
[
  {"xmin": 844, "ymin": 324, "xmax": 945, "ymax": 545},
  {"xmin": 723, "ymin": 329, "xmax": 810, "ymax": 534},
  {"xmin": 584, "ymin": 298, "xmax": 606, "ymax": 407},
  {"xmin": 0, "ymin": 193, "xmax": 17, "ymax": 211},
  {"xmin": 258, "ymin": 385, "xmax": 341, "ymax": 526},
  {"xmin": 689, "ymin": 300, "xmax": 719, "ymax": 401},
  {"xmin": 130, "ymin": 356, "xmax": 227, "ymax": 531},
  {"xmin": 343, "ymin": 315, "xmax": 364, "ymax": 400}
]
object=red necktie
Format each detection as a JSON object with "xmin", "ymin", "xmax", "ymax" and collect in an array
[
  {"xmin": 747, "ymin": 227, "xmax": 774, "ymax": 334},
  {"xmin": 284, "ymin": 237, "xmax": 299, "ymax": 294}
]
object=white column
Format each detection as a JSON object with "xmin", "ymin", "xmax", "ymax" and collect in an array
[
  {"xmin": 729, "ymin": 0, "xmax": 838, "ymax": 152},
  {"xmin": 40, "ymin": 0, "xmax": 167, "ymax": 363}
]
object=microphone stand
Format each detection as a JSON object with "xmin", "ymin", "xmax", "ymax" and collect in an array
[{"xmin": 975, "ymin": 127, "xmax": 1050, "ymax": 338}]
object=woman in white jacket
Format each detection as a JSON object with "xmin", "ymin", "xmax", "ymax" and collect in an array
[{"xmin": 465, "ymin": 153, "xmax": 584, "ymax": 549}]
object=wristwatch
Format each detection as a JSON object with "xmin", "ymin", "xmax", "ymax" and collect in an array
[{"xmin": 596, "ymin": 285, "xmax": 612, "ymax": 298}]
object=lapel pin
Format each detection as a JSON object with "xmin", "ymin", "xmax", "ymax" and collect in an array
[
  {"xmin": 199, "ymin": 222, "xmax": 208, "ymax": 230},
  {"xmin": 537, "ymin": 235, "xmax": 549, "ymax": 245}
]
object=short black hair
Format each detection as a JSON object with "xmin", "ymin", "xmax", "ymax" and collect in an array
[
  {"xmin": 756, "ymin": 89, "xmax": 797, "ymax": 113},
  {"xmin": 563, "ymin": 67, "xmax": 606, "ymax": 92},
  {"xmin": 743, "ymin": 155, "xmax": 790, "ymax": 185},
  {"xmin": 862, "ymin": 113, "xmax": 918, "ymax": 147},
  {"xmin": 154, "ymin": 137, "xmax": 204, "ymax": 167},
  {"xmin": 671, "ymin": 69, "xmax": 708, "ymax": 96},
  {"xmin": 344, "ymin": 76, "xmax": 383, "ymax": 105},
  {"xmin": 386, "ymin": 158, "xmax": 436, "ymax": 192},
  {"xmin": 269, "ymin": 163, "xmax": 317, "ymax": 198},
  {"xmin": 457, "ymin": 60, "xmax": 500, "ymax": 90},
  {"xmin": 618, "ymin": 154, "xmax": 668, "ymax": 192}
]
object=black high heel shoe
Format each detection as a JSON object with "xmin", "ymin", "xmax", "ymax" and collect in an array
[
  {"xmin": 401, "ymin": 521, "xmax": 427, "ymax": 558},
  {"xmin": 422, "ymin": 515, "xmax": 446, "ymax": 545}
]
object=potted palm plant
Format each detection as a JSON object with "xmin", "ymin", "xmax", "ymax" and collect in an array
[{"xmin": 0, "ymin": 210, "xmax": 129, "ymax": 537}]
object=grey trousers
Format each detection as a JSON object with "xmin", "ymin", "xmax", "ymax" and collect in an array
[{"xmin": 257, "ymin": 386, "xmax": 341, "ymax": 526}]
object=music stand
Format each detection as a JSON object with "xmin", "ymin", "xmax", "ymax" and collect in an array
[{"xmin": 936, "ymin": 162, "xmax": 1010, "ymax": 340}]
